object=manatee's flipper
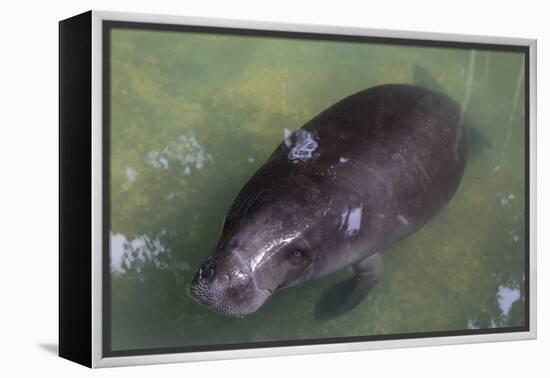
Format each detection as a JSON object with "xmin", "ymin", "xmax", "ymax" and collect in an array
[
  {"xmin": 412, "ymin": 64, "xmax": 492, "ymax": 158},
  {"xmin": 314, "ymin": 252, "xmax": 384, "ymax": 321}
]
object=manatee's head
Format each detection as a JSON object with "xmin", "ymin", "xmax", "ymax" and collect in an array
[
  {"xmin": 189, "ymin": 186, "xmax": 322, "ymax": 317},
  {"xmin": 188, "ymin": 247, "xmax": 269, "ymax": 317}
]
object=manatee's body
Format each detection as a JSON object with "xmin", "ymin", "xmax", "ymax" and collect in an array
[{"xmin": 189, "ymin": 84, "xmax": 467, "ymax": 318}]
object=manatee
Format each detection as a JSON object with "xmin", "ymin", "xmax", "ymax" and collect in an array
[{"xmin": 189, "ymin": 82, "xmax": 467, "ymax": 319}]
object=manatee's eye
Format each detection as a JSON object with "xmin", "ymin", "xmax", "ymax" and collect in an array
[{"xmin": 288, "ymin": 249, "xmax": 308, "ymax": 264}]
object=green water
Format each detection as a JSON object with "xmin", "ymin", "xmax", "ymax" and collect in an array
[{"xmin": 108, "ymin": 28, "xmax": 526, "ymax": 351}]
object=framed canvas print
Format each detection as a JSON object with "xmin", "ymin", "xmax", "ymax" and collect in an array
[{"xmin": 59, "ymin": 10, "xmax": 537, "ymax": 368}]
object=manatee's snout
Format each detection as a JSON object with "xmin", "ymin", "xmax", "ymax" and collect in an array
[
  {"xmin": 189, "ymin": 252, "xmax": 270, "ymax": 317},
  {"xmin": 192, "ymin": 253, "xmax": 251, "ymax": 295}
]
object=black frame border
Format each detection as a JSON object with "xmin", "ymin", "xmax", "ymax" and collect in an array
[
  {"xmin": 101, "ymin": 19, "xmax": 531, "ymax": 358},
  {"xmin": 59, "ymin": 11, "xmax": 93, "ymax": 367}
]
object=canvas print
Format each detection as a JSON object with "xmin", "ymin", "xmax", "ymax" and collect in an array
[{"xmin": 105, "ymin": 23, "xmax": 527, "ymax": 355}]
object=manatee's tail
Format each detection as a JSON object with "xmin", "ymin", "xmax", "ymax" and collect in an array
[
  {"xmin": 412, "ymin": 64, "xmax": 447, "ymax": 95},
  {"xmin": 466, "ymin": 115, "xmax": 493, "ymax": 156},
  {"xmin": 412, "ymin": 64, "xmax": 491, "ymax": 158}
]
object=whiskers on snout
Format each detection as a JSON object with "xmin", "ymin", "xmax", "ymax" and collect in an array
[
  {"xmin": 188, "ymin": 253, "xmax": 267, "ymax": 318},
  {"xmin": 188, "ymin": 278, "xmax": 246, "ymax": 318},
  {"xmin": 188, "ymin": 282, "xmax": 244, "ymax": 318}
]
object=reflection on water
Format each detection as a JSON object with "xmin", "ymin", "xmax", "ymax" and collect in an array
[
  {"xmin": 147, "ymin": 132, "xmax": 213, "ymax": 175},
  {"xmin": 110, "ymin": 232, "xmax": 171, "ymax": 273},
  {"xmin": 109, "ymin": 29, "xmax": 526, "ymax": 351},
  {"xmin": 498, "ymin": 285, "xmax": 521, "ymax": 315}
]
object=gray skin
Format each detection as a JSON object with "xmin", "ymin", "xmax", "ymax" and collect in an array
[{"xmin": 189, "ymin": 84, "xmax": 467, "ymax": 319}]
